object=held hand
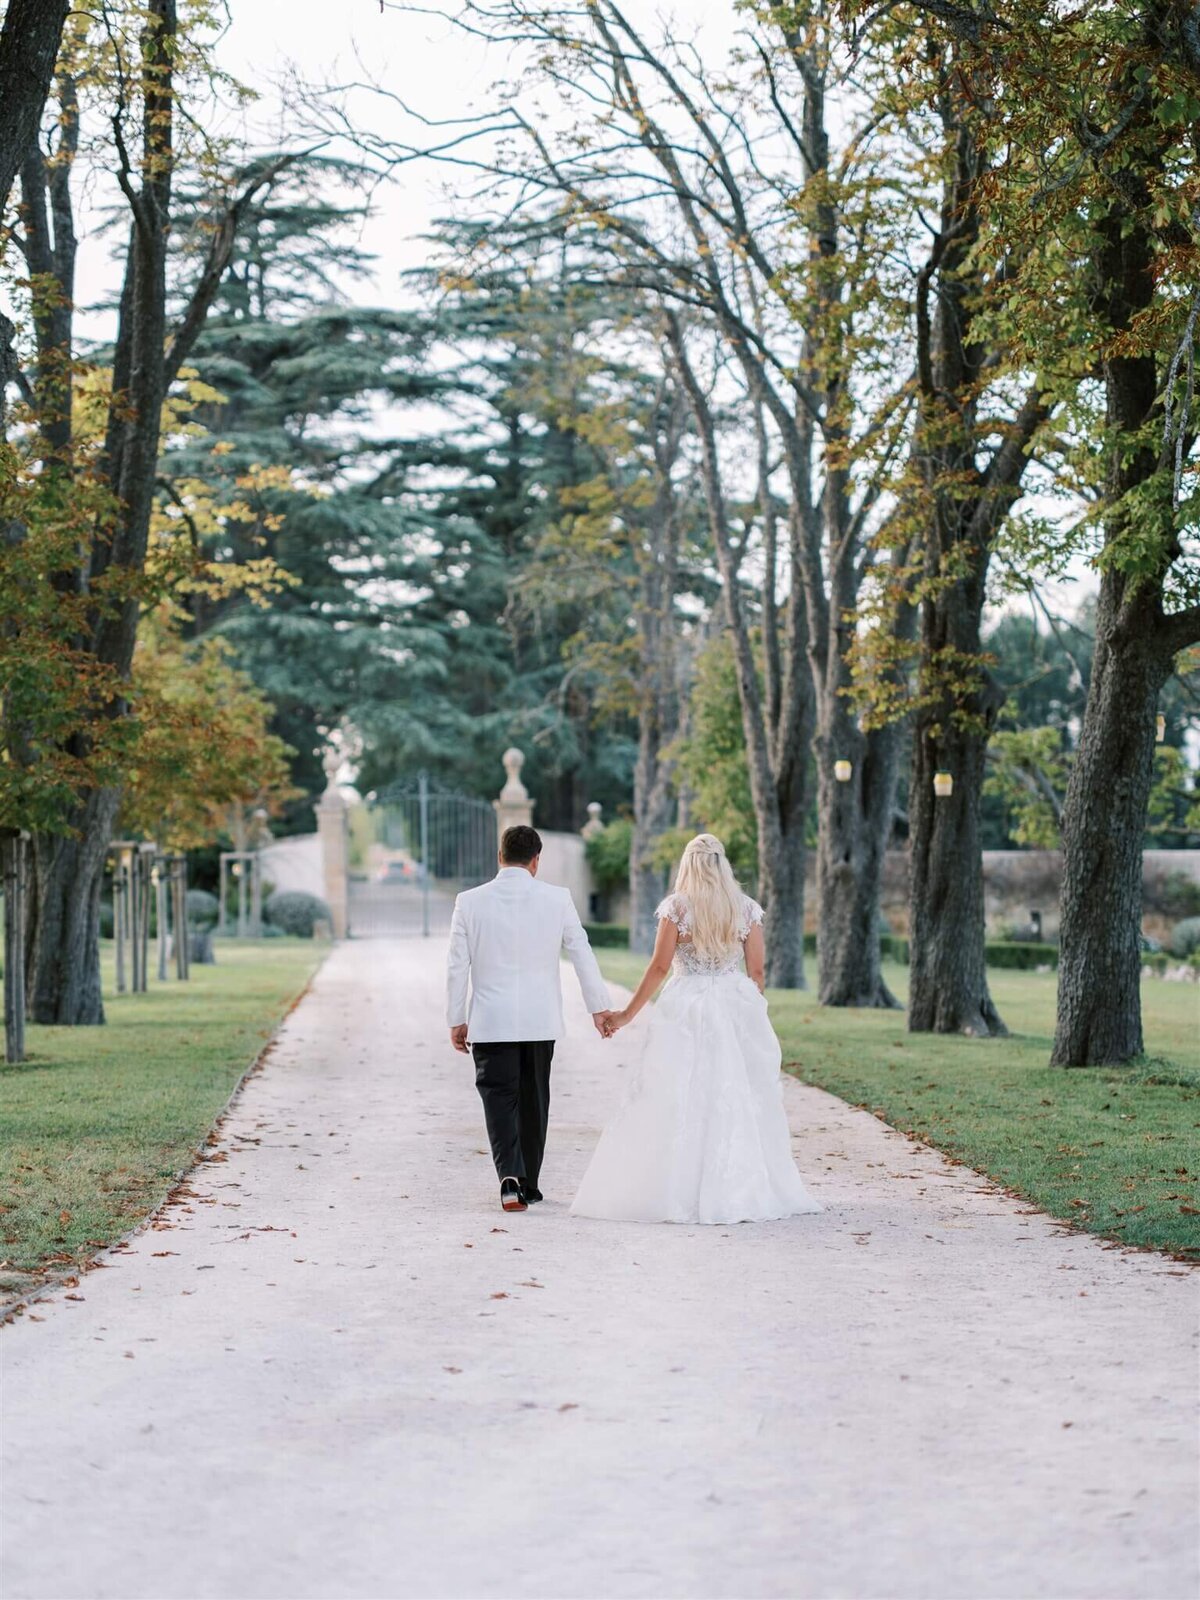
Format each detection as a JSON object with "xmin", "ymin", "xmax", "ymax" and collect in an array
[
  {"xmin": 449, "ymin": 1024, "xmax": 470, "ymax": 1054},
  {"xmin": 592, "ymin": 1010, "xmax": 614, "ymax": 1038},
  {"xmin": 602, "ymin": 1009, "xmax": 628, "ymax": 1036}
]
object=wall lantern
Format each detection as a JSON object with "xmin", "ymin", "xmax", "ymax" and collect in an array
[
  {"xmin": 834, "ymin": 759, "xmax": 853, "ymax": 783},
  {"xmin": 933, "ymin": 771, "xmax": 954, "ymax": 798},
  {"xmin": 1156, "ymin": 713, "xmax": 1166, "ymax": 743}
]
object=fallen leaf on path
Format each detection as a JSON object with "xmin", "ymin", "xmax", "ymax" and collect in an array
[
  {"xmin": 519, "ymin": 1281, "xmax": 544, "ymax": 1289},
  {"xmin": 152, "ymin": 1251, "xmax": 179, "ymax": 1257},
  {"xmin": 65, "ymin": 1294, "xmax": 84, "ymax": 1302},
  {"xmin": 490, "ymin": 1292, "xmax": 509, "ymax": 1299},
  {"xmin": 558, "ymin": 1403, "xmax": 578, "ymax": 1412},
  {"xmin": 444, "ymin": 1366, "xmax": 462, "ymax": 1374}
]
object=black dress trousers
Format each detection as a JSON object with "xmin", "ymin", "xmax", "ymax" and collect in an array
[{"xmin": 471, "ymin": 1040, "xmax": 555, "ymax": 1191}]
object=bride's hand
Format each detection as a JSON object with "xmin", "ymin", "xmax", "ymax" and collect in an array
[{"xmin": 604, "ymin": 1009, "xmax": 629, "ymax": 1036}]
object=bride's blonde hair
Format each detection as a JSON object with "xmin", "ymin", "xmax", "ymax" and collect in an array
[{"xmin": 673, "ymin": 833, "xmax": 744, "ymax": 960}]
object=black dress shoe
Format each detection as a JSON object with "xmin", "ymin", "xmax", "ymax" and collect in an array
[
  {"xmin": 500, "ymin": 1177, "xmax": 527, "ymax": 1213},
  {"xmin": 522, "ymin": 1187, "xmax": 543, "ymax": 1204}
]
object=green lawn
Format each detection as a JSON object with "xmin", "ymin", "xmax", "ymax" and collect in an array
[
  {"xmin": 0, "ymin": 939, "xmax": 324, "ymax": 1295},
  {"xmin": 596, "ymin": 950, "xmax": 1200, "ymax": 1257}
]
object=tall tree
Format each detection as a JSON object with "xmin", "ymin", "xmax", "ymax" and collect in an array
[
  {"xmin": 413, "ymin": 0, "xmax": 918, "ymax": 985},
  {"xmin": 10, "ymin": 6, "xmax": 298, "ymax": 1023},
  {"xmin": 901, "ymin": 82, "xmax": 1048, "ymax": 1038},
  {"xmin": 510, "ymin": 297, "xmax": 707, "ymax": 949},
  {"xmin": 888, "ymin": 0, "xmax": 1200, "ymax": 1062}
]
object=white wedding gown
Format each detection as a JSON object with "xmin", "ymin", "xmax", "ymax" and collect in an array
[{"xmin": 570, "ymin": 892, "xmax": 823, "ymax": 1225}]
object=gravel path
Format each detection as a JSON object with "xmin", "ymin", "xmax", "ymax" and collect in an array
[{"xmin": 2, "ymin": 937, "xmax": 1196, "ymax": 1600}]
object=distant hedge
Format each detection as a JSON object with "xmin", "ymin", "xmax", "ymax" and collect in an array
[
  {"xmin": 587, "ymin": 926, "xmax": 1060, "ymax": 970},
  {"xmin": 980, "ymin": 940, "xmax": 1060, "ymax": 970}
]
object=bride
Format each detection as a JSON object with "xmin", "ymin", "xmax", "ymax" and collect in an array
[{"xmin": 570, "ymin": 833, "xmax": 823, "ymax": 1225}]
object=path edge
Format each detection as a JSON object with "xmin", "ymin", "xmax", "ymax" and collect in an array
[{"xmin": 0, "ymin": 943, "xmax": 334, "ymax": 1326}]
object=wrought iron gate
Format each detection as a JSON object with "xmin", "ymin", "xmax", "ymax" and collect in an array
[{"xmin": 347, "ymin": 774, "xmax": 497, "ymax": 937}]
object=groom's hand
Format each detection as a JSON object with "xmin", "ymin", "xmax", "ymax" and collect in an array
[
  {"xmin": 592, "ymin": 1010, "xmax": 614, "ymax": 1038},
  {"xmin": 449, "ymin": 1024, "xmax": 470, "ymax": 1054}
]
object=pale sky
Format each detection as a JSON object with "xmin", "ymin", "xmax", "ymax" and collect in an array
[
  {"xmin": 74, "ymin": 0, "xmax": 741, "ymax": 330},
  {"xmin": 57, "ymin": 0, "xmax": 1123, "ymax": 661}
]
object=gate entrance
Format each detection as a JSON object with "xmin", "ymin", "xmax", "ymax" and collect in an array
[{"xmin": 348, "ymin": 775, "xmax": 497, "ymax": 937}]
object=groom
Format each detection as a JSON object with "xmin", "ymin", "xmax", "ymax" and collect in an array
[{"xmin": 446, "ymin": 824, "xmax": 613, "ymax": 1213}]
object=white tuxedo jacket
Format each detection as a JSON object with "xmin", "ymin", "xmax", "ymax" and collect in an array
[{"xmin": 446, "ymin": 867, "xmax": 611, "ymax": 1043}]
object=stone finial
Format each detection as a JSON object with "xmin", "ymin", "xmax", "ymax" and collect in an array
[
  {"xmin": 500, "ymin": 747, "xmax": 529, "ymax": 802},
  {"xmin": 321, "ymin": 742, "xmax": 343, "ymax": 789},
  {"xmin": 581, "ymin": 801, "xmax": 605, "ymax": 841},
  {"xmin": 495, "ymin": 747, "xmax": 534, "ymax": 830}
]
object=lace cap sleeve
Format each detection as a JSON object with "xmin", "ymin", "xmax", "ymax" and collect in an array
[
  {"xmin": 741, "ymin": 896, "xmax": 764, "ymax": 936},
  {"xmin": 655, "ymin": 892, "xmax": 687, "ymax": 929}
]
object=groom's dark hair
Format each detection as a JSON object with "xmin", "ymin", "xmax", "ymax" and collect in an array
[{"xmin": 500, "ymin": 824, "xmax": 543, "ymax": 865}]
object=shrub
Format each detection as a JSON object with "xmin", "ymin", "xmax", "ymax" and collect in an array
[
  {"xmin": 264, "ymin": 890, "xmax": 331, "ymax": 939},
  {"xmin": 186, "ymin": 889, "xmax": 220, "ymax": 929},
  {"xmin": 1169, "ymin": 916, "xmax": 1200, "ymax": 958},
  {"xmin": 584, "ymin": 922, "xmax": 630, "ymax": 948},
  {"xmin": 584, "ymin": 820, "xmax": 633, "ymax": 892},
  {"xmin": 1156, "ymin": 872, "xmax": 1200, "ymax": 921}
]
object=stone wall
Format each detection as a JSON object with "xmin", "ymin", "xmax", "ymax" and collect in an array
[{"xmin": 853, "ymin": 847, "xmax": 1200, "ymax": 942}]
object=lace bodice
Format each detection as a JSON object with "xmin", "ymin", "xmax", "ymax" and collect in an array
[{"xmin": 655, "ymin": 891, "xmax": 764, "ymax": 976}]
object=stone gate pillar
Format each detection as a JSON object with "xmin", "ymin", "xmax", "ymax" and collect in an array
[
  {"xmin": 494, "ymin": 747, "xmax": 535, "ymax": 836},
  {"xmin": 316, "ymin": 781, "xmax": 349, "ymax": 939}
]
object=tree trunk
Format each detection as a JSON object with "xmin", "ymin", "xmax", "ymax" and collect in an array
[
  {"xmin": 3, "ymin": 831, "xmax": 28, "ymax": 1063},
  {"xmin": 1051, "ymin": 182, "xmax": 1183, "ymax": 1066},
  {"xmin": 25, "ymin": 789, "xmax": 119, "ymax": 1025},
  {"xmin": 907, "ymin": 694, "xmax": 1006, "ymax": 1036},
  {"xmin": 759, "ymin": 821, "xmax": 807, "ymax": 989},
  {"xmin": 758, "ymin": 687, "xmax": 814, "ymax": 989},
  {"xmin": 629, "ymin": 720, "xmax": 672, "ymax": 954},
  {"xmin": 1051, "ymin": 603, "xmax": 1172, "ymax": 1065},
  {"xmin": 815, "ymin": 720, "xmax": 902, "ymax": 1008}
]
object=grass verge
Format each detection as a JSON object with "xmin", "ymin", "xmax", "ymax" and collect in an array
[
  {"xmin": 595, "ymin": 949, "xmax": 1200, "ymax": 1257},
  {"xmin": 0, "ymin": 939, "xmax": 324, "ymax": 1297}
]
